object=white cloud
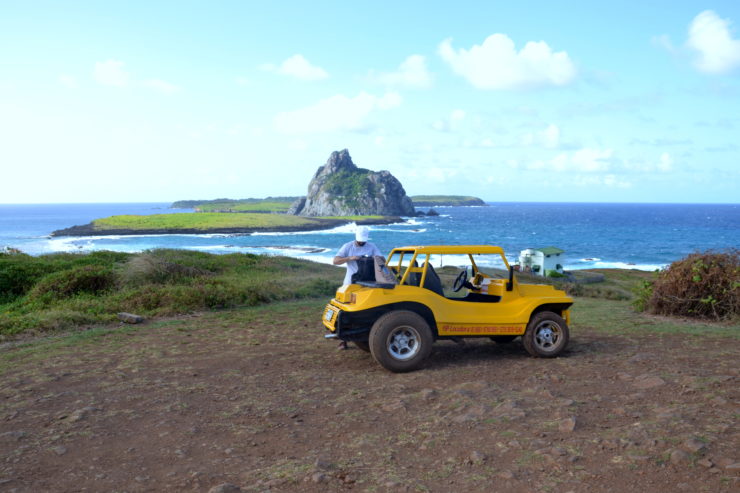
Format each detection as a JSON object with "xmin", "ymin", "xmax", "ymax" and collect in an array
[
  {"xmin": 570, "ymin": 174, "xmax": 631, "ymax": 189},
  {"xmin": 571, "ymin": 148, "xmax": 612, "ymax": 172},
  {"xmin": 93, "ymin": 60, "xmax": 180, "ymax": 93},
  {"xmin": 93, "ymin": 59, "xmax": 129, "ymax": 87},
  {"xmin": 427, "ymin": 167, "xmax": 459, "ymax": 183},
  {"xmin": 438, "ymin": 34, "xmax": 576, "ymax": 90},
  {"xmin": 143, "ymin": 79, "xmax": 181, "ymax": 94},
  {"xmin": 522, "ymin": 124, "xmax": 561, "ymax": 148},
  {"xmin": 541, "ymin": 124, "xmax": 560, "ymax": 148},
  {"xmin": 536, "ymin": 147, "xmax": 613, "ymax": 172},
  {"xmin": 652, "ymin": 34, "xmax": 678, "ymax": 55},
  {"xmin": 687, "ymin": 10, "xmax": 740, "ymax": 74},
  {"xmin": 263, "ymin": 54, "xmax": 328, "ymax": 81},
  {"xmin": 658, "ymin": 152, "xmax": 673, "ymax": 172},
  {"xmin": 432, "ymin": 109, "xmax": 465, "ymax": 132},
  {"xmin": 274, "ymin": 91, "xmax": 402, "ymax": 134},
  {"xmin": 59, "ymin": 74, "xmax": 78, "ymax": 88},
  {"xmin": 375, "ymin": 55, "xmax": 432, "ymax": 88}
]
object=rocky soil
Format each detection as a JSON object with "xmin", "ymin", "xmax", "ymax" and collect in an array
[{"xmin": 0, "ymin": 299, "xmax": 737, "ymax": 492}]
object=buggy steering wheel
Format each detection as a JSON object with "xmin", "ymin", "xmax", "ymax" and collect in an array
[{"xmin": 453, "ymin": 269, "xmax": 468, "ymax": 292}]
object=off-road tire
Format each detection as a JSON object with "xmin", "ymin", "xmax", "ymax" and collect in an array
[
  {"xmin": 354, "ymin": 341, "xmax": 370, "ymax": 352},
  {"xmin": 369, "ymin": 310, "xmax": 434, "ymax": 373},
  {"xmin": 522, "ymin": 311, "xmax": 569, "ymax": 358},
  {"xmin": 490, "ymin": 335, "xmax": 518, "ymax": 344}
]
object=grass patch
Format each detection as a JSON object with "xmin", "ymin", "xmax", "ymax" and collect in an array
[
  {"xmin": 572, "ymin": 297, "xmax": 739, "ymax": 338},
  {"xmin": 0, "ymin": 249, "xmax": 342, "ymax": 338},
  {"xmin": 196, "ymin": 201, "xmax": 294, "ymax": 213},
  {"xmin": 92, "ymin": 212, "xmax": 325, "ymax": 231}
]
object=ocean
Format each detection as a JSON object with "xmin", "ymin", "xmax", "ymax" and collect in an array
[{"xmin": 0, "ymin": 202, "xmax": 738, "ymax": 271}]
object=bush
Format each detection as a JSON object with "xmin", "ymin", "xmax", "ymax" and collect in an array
[
  {"xmin": 0, "ymin": 250, "xmax": 131, "ymax": 303},
  {"xmin": 641, "ymin": 250, "xmax": 739, "ymax": 321},
  {"xmin": 120, "ymin": 251, "xmax": 213, "ymax": 285},
  {"xmin": 0, "ymin": 253, "xmax": 49, "ymax": 303},
  {"xmin": 28, "ymin": 265, "xmax": 117, "ymax": 301}
]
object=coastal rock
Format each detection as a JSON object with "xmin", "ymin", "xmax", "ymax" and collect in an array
[
  {"xmin": 118, "ymin": 313, "xmax": 144, "ymax": 324},
  {"xmin": 290, "ymin": 149, "xmax": 416, "ymax": 217}
]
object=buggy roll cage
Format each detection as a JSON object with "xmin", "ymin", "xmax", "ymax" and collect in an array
[{"xmin": 387, "ymin": 245, "xmax": 515, "ymax": 292}]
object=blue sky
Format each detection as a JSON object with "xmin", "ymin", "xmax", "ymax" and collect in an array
[{"xmin": 1, "ymin": 1, "xmax": 739, "ymax": 203}]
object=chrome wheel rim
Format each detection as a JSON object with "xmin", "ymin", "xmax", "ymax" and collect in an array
[
  {"xmin": 386, "ymin": 325, "xmax": 422, "ymax": 361},
  {"xmin": 533, "ymin": 320, "xmax": 562, "ymax": 352}
]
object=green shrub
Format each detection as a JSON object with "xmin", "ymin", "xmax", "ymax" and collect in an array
[
  {"xmin": 563, "ymin": 282, "xmax": 631, "ymax": 301},
  {"xmin": 0, "ymin": 253, "xmax": 49, "ymax": 303},
  {"xmin": 0, "ymin": 250, "xmax": 342, "ymax": 338},
  {"xmin": 0, "ymin": 250, "xmax": 131, "ymax": 303},
  {"xmin": 644, "ymin": 250, "xmax": 739, "ymax": 321},
  {"xmin": 120, "ymin": 251, "xmax": 213, "ymax": 285},
  {"xmin": 294, "ymin": 278, "xmax": 337, "ymax": 298},
  {"xmin": 28, "ymin": 265, "xmax": 117, "ymax": 301},
  {"xmin": 631, "ymin": 280, "xmax": 654, "ymax": 312}
]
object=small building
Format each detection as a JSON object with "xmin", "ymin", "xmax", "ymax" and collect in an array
[{"xmin": 518, "ymin": 247, "xmax": 565, "ymax": 277}]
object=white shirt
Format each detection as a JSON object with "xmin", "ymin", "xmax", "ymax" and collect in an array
[{"xmin": 336, "ymin": 240, "xmax": 383, "ymax": 285}]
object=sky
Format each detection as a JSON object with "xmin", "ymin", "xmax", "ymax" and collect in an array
[{"xmin": 1, "ymin": 1, "xmax": 739, "ymax": 204}]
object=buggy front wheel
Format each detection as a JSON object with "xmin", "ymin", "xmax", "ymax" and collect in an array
[{"xmin": 369, "ymin": 311, "xmax": 433, "ymax": 372}]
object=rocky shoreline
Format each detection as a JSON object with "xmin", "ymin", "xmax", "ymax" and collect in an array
[{"xmin": 50, "ymin": 216, "xmax": 404, "ymax": 237}]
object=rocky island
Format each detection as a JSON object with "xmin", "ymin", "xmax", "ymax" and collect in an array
[
  {"xmin": 288, "ymin": 149, "xmax": 415, "ymax": 217},
  {"xmin": 52, "ymin": 149, "xmax": 488, "ymax": 237},
  {"xmin": 52, "ymin": 150, "xmax": 414, "ymax": 237}
]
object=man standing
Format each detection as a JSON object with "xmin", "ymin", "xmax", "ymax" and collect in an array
[{"xmin": 333, "ymin": 225, "xmax": 382, "ymax": 287}]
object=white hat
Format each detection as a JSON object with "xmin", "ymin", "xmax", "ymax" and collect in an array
[{"xmin": 355, "ymin": 226, "xmax": 370, "ymax": 242}]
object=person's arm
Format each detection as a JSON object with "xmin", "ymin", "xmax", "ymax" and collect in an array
[
  {"xmin": 333, "ymin": 255, "xmax": 359, "ymax": 265},
  {"xmin": 333, "ymin": 243, "xmax": 358, "ymax": 265}
]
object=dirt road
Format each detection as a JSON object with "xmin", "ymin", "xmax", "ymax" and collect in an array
[{"xmin": 0, "ymin": 299, "xmax": 738, "ymax": 492}]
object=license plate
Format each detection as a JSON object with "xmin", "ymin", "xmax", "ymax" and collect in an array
[{"xmin": 324, "ymin": 308, "xmax": 335, "ymax": 321}]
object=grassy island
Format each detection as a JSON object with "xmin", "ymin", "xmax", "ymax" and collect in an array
[
  {"xmin": 93, "ymin": 213, "xmax": 321, "ymax": 231},
  {"xmin": 172, "ymin": 197, "xmax": 299, "ymax": 213},
  {"xmin": 411, "ymin": 195, "xmax": 487, "ymax": 206},
  {"xmin": 52, "ymin": 212, "xmax": 403, "ymax": 237}
]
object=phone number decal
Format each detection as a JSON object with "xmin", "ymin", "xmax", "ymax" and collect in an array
[{"xmin": 440, "ymin": 324, "xmax": 523, "ymax": 334}]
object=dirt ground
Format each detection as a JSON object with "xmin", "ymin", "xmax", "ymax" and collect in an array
[{"xmin": 0, "ymin": 299, "xmax": 738, "ymax": 492}]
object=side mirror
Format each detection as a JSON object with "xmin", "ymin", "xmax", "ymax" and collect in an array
[{"xmin": 506, "ymin": 265, "xmax": 514, "ymax": 291}]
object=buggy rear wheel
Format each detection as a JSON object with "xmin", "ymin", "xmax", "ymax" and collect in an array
[{"xmin": 523, "ymin": 311, "xmax": 569, "ymax": 357}]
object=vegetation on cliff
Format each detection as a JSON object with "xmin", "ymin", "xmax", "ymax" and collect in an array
[{"xmin": 323, "ymin": 169, "xmax": 375, "ymax": 209}]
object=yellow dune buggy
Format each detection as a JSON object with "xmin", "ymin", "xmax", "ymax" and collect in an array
[{"xmin": 322, "ymin": 245, "xmax": 573, "ymax": 372}]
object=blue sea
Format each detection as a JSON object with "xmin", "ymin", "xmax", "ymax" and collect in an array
[{"xmin": 0, "ymin": 202, "xmax": 738, "ymax": 271}]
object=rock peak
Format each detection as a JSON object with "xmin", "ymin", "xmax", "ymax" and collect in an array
[{"xmin": 321, "ymin": 149, "xmax": 356, "ymax": 176}]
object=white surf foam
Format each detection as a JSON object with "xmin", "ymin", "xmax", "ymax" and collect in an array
[
  {"xmin": 566, "ymin": 261, "xmax": 665, "ymax": 271},
  {"xmin": 252, "ymin": 222, "xmax": 359, "ymax": 237}
]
